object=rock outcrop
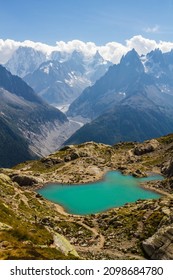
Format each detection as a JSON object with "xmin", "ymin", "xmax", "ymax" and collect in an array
[
  {"xmin": 64, "ymin": 152, "xmax": 79, "ymax": 162},
  {"xmin": 161, "ymin": 158, "xmax": 173, "ymax": 178},
  {"xmin": 133, "ymin": 139, "xmax": 159, "ymax": 156},
  {"xmin": 10, "ymin": 174, "xmax": 39, "ymax": 187},
  {"xmin": 41, "ymin": 157, "xmax": 63, "ymax": 167},
  {"xmin": 142, "ymin": 225, "xmax": 173, "ymax": 259}
]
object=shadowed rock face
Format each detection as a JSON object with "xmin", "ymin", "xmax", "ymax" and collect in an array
[
  {"xmin": 66, "ymin": 49, "xmax": 173, "ymax": 146},
  {"xmin": 133, "ymin": 139, "xmax": 159, "ymax": 156},
  {"xmin": 167, "ymin": 161, "xmax": 173, "ymax": 178},
  {"xmin": 10, "ymin": 175, "xmax": 39, "ymax": 187},
  {"xmin": 142, "ymin": 225, "xmax": 173, "ymax": 259},
  {"xmin": 161, "ymin": 159, "xmax": 173, "ymax": 178},
  {"xmin": 0, "ymin": 65, "xmax": 82, "ymax": 167}
]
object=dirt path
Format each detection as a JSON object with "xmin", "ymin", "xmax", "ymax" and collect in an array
[
  {"xmin": 103, "ymin": 248, "xmax": 145, "ymax": 260},
  {"xmin": 74, "ymin": 220, "xmax": 105, "ymax": 251}
]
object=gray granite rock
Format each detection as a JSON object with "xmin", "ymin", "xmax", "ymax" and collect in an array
[{"xmin": 142, "ymin": 224, "xmax": 173, "ymax": 259}]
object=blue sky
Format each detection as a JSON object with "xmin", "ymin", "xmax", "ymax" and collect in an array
[{"xmin": 0, "ymin": 0, "xmax": 173, "ymax": 44}]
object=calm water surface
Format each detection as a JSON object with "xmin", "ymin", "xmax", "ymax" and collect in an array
[{"xmin": 37, "ymin": 171, "xmax": 163, "ymax": 215}]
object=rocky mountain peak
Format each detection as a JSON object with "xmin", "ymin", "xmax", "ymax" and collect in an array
[
  {"xmin": 147, "ymin": 48, "xmax": 163, "ymax": 60},
  {"xmin": 121, "ymin": 48, "xmax": 139, "ymax": 62},
  {"xmin": 70, "ymin": 50, "xmax": 84, "ymax": 62},
  {"xmin": 146, "ymin": 49, "xmax": 165, "ymax": 69},
  {"xmin": 93, "ymin": 50, "xmax": 104, "ymax": 61},
  {"xmin": 120, "ymin": 48, "xmax": 144, "ymax": 73}
]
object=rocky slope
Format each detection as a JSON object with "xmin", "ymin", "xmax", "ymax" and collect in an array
[
  {"xmin": 64, "ymin": 105, "xmax": 173, "ymax": 146},
  {"xmin": 0, "ymin": 173, "xmax": 79, "ymax": 260},
  {"xmin": 0, "ymin": 65, "xmax": 80, "ymax": 167},
  {"xmin": 66, "ymin": 49, "xmax": 173, "ymax": 145},
  {"xmin": 67, "ymin": 49, "xmax": 173, "ymax": 120},
  {"xmin": 24, "ymin": 59, "xmax": 90, "ymax": 105},
  {"xmin": 0, "ymin": 117, "xmax": 34, "ymax": 168},
  {"xmin": 0, "ymin": 134, "xmax": 173, "ymax": 260}
]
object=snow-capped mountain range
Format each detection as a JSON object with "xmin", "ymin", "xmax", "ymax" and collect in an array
[
  {"xmin": 5, "ymin": 47, "xmax": 112, "ymax": 105},
  {"xmin": 65, "ymin": 48, "xmax": 173, "ymax": 146},
  {"xmin": 1, "ymin": 43, "xmax": 173, "ymax": 166},
  {"xmin": 5, "ymin": 46, "xmax": 47, "ymax": 77}
]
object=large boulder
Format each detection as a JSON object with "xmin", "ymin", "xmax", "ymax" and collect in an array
[
  {"xmin": 133, "ymin": 139, "xmax": 159, "ymax": 156},
  {"xmin": 11, "ymin": 174, "xmax": 38, "ymax": 187},
  {"xmin": 142, "ymin": 225, "xmax": 173, "ymax": 259},
  {"xmin": 41, "ymin": 157, "xmax": 63, "ymax": 167},
  {"xmin": 64, "ymin": 152, "xmax": 79, "ymax": 162},
  {"xmin": 161, "ymin": 158, "xmax": 173, "ymax": 178}
]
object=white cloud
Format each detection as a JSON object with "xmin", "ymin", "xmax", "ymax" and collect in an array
[
  {"xmin": 0, "ymin": 35, "xmax": 173, "ymax": 65},
  {"xmin": 0, "ymin": 39, "xmax": 54, "ymax": 64},
  {"xmin": 55, "ymin": 40, "xmax": 97, "ymax": 57},
  {"xmin": 98, "ymin": 42, "xmax": 128, "ymax": 63},
  {"xmin": 158, "ymin": 40, "xmax": 173, "ymax": 52},
  {"xmin": 126, "ymin": 35, "xmax": 158, "ymax": 55},
  {"xmin": 144, "ymin": 25, "xmax": 160, "ymax": 33},
  {"xmin": 0, "ymin": 39, "xmax": 20, "ymax": 64}
]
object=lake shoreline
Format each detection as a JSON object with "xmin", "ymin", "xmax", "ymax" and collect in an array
[
  {"xmin": 35, "ymin": 170, "xmax": 164, "ymax": 190},
  {"xmin": 36, "ymin": 171, "xmax": 167, "ymax": 216}
]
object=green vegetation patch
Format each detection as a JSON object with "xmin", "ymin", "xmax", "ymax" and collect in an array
[
  {"xmin": 58, "ymin": 221, "xmax": 93, "ymax": 238},
  {"xmin": 141, "ymin": 211, "xmax": 165, "ymax": 240},
  {"xmin": 157, "ymin": 134, "xmax": 173, "ymax": 144}
]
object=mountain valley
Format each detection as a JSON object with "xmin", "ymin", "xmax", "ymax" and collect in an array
[{"xmin": 0, "ymin": 65, "xmax": 79, "ymax": 167}]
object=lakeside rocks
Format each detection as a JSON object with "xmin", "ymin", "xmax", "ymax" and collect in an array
[
  {"xmin": 9, "ymin": 136, "xmax": 171, "ymax": 187},
  {"xmin": 10, "ymin": 174, "xmax": 39, "ymax": 187}
]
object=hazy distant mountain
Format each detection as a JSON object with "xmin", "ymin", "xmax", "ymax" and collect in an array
[
  {"xmin": 0, "ymin": 65, "xmax": 79, "ymax": 167},
  {"xmin": 67, "ymin": 49, "xmax": 146, "ymax": 119},
  {"xmin": 24, "ymin": 50, "xmax": 112, "ymax": 105},
  {"xmin": 5, "ymin": 46, "xmax": 47, "ymax": 77},
  {"xmin": 5, "ymin": 47, "xmax": 112, "ymax": 106},
  {"xmin": 143, "ymin": 49, "xmax": 173, "ymax": 87},
  {"xmin": 65, "ymin": 49, "xmax": 173, "ymax": 145},
  {"xmin": 24, "ymin": 59, "xmax": 91, "ymax": 105}
]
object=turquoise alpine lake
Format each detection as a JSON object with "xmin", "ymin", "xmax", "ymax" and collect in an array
[{"xmin": 37, "ymin": 171, "xmax": 163, "ymax": 215}]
